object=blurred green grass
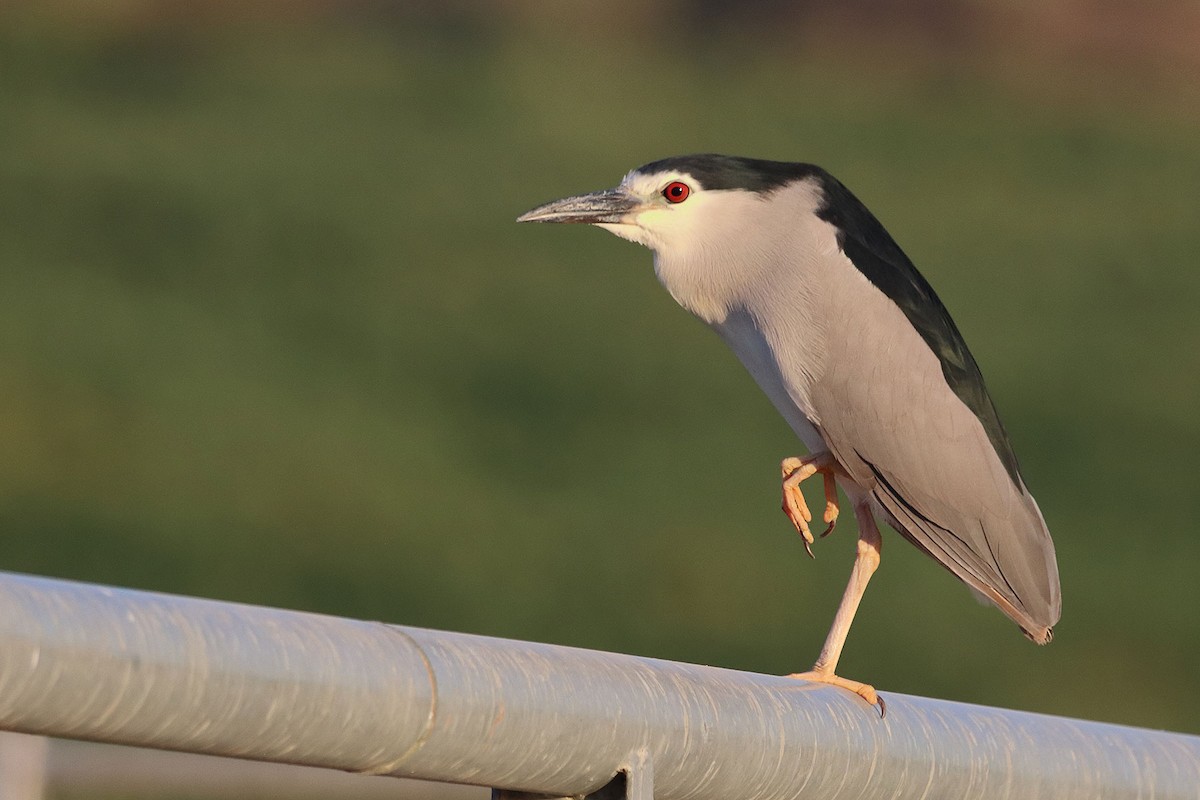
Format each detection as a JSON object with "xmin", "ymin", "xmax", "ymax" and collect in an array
[{"xmin": 1, "ymin": 9, "xmax": 1198, "ymax": 734}]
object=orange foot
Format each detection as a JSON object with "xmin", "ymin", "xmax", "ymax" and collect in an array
[
  {"xmin": 780, "ymin": 454, "xmax": 841, "ymax": 558},
  {"xmin": 788, "ymin": 669, "xmax": 886, "ymax": 718}
]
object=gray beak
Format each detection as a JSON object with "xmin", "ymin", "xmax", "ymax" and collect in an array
[{"xmin": 516, "ymin": 188, "xmax": 641, "ymax": 224}]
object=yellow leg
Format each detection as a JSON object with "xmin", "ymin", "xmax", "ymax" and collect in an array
[
  {"xmin": 780, "ymin": 454, "xmax": 841, "ymax": 557},
  {"xmin": 789, "ymin": 502, "xmax": 886, "ymax": 716}
]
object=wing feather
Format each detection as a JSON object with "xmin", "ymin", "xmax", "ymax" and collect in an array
[{"xmin": 804, "ymin": 180, "xmax": 1062, "ymax": 639}]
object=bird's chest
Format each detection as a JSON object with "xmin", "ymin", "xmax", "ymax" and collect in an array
[
  {"xmin": 654, "ymin": 245, "xmax": 833, "ymax": 454},
  {"xmin": 712, "ymin": 308, "xmax": 828, "ymax": 454}
]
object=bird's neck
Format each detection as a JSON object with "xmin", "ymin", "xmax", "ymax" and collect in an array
[
  {"xmin": 652, "ymin": 249, "xmax": 742, "ymax": 325},
  {"xmin": 650, "ymin": 177, "xmax": 830, "ymax": 327}
]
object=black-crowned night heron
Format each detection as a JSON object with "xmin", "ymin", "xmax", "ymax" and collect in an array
[{"xmin": 518, "ymin": 154, "xmax": 1061, "ymax": 714}]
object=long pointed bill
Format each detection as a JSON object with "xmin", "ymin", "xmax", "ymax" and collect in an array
[{"xmin": 517, "ymin": 189, "xmax": 641, "ymax": 224}]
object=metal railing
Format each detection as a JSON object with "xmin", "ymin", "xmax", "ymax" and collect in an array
[
  {"xmin": 0, "ymin": 733, "xmax": 482, "ymax": 800},
  {"xmin": 0, "ymin": 570, "xmax": 1197, "ymax": 799}
]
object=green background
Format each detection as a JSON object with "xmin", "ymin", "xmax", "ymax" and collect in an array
[{"xmin": 2, "ymin": 3, "xmax": 1198, "ymax": 736}]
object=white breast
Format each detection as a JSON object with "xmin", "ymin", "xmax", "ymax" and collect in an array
[{"xmin": 711, "ymin": 309, "xmax": 828, "ymax": 453}]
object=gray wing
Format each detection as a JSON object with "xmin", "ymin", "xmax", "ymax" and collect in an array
[
  {"xmin": 808, "ymin": 183, "xmax": 1061, "ymax": 641},
  {"xmin": 813, "ymin": 319, "xmax": 1060, "ymax": 641}
]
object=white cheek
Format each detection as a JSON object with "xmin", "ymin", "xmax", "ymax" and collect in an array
[
  {"xmin": 642, "ymin": 199, "xmax": 719, "ymax": 253},
  {"xmin": 629, "ymin": 206, "xmax": 697, "ymax": 252}
]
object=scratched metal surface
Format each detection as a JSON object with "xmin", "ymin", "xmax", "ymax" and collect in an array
[{"xmin": 0, "ymin": 571, "xmax": 1197, "ymax": 799}]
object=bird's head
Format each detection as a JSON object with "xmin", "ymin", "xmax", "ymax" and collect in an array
[{"xmin": 517, "ymin": 154, "xmax": 821, "ymax": 255}]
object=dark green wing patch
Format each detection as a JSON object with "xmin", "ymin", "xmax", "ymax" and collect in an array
[{"xmin": 811, "ymin": 169, "xmax": 1025, "ymax": 490}]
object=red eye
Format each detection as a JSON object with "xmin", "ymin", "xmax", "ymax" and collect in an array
[{"xmin": 662, "ymin": 181, "xmax": 690, "ymax": 203}]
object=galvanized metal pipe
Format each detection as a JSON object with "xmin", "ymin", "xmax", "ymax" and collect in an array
[{"xmin": 0, "ymin": 571, "xmax": 1197, "ymax": 799}]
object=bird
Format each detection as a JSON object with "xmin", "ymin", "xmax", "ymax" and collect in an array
[{"xmin": 517, "ymin": 154, "xmax": 1061, "ymax": 715}]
